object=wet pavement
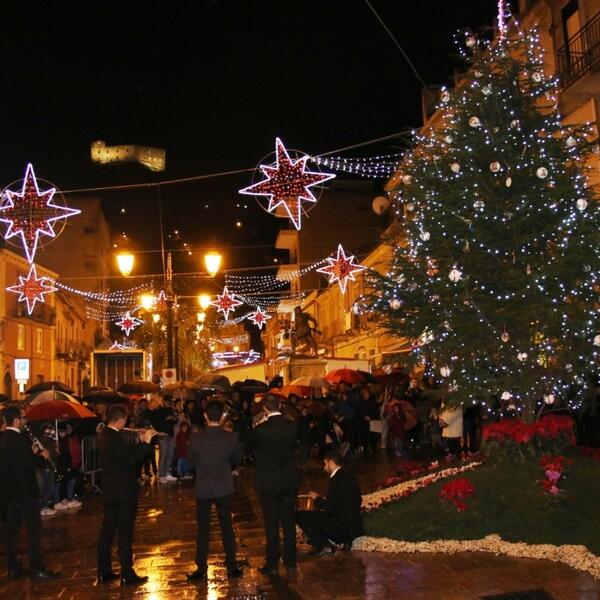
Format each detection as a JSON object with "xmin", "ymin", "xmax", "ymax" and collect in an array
[{"xmin": 0, "ymin": 451, "xmax": 599, "ymax": 599}]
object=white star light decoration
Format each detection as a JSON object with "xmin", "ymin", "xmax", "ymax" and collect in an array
[
  {"xmin": 317, "ymin": 244, "xmax": 367, "ymax": 293},
  {"xmin": 239, "ymin": 138, "xmax": 335, "ymax": 230},
  {"xmin": 247, "ymin": 306, "xmax": 271, "ymax": 330},
  {"xmin": 0, "ymin": 163, "xmax": 81, "ymax": 263},
  {"xmin": 210, "ymin": 286, "xmax": 243, "ymax": 321},
  {"xmin": 7, "ymin": 263, "xmax": 57, "ymax": 315},
  {"xmin": 115, "ymin": 312, "xmax": 143, "ymax": 336}
]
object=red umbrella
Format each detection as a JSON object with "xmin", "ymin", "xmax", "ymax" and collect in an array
[
  {"xmin": 385, "ymin": 399, "xmax": 418, "ymax": 430},
  {"xmin": 26, "ymin": 400, "xmax": 96, "ymax": 421},
  {"xmin": 325, "ymin": 369, "xmax": 366, "ymax": 385},
  {"xmin": 278, "ymin": 384, "xmax": 312, "ymax": 398}
]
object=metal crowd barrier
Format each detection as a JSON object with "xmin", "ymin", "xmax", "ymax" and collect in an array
[{"xmin": 81, "ymin": 434, "xmax": 102, "ymax": 494}]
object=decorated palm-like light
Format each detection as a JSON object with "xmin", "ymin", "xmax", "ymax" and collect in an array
[
  {"xmin": 7, "ymin": 263, "xmax": 57, "ymax": 314},
  {"xmin": 317, "ymin": 244, "xmax": 367, "ymax": 293},
  {"xmin": 115, "ymin": 311, "xmax": 143, "ymax": 336},
  {"xmin": 247, "ymin": 306, "xmax": 271, "ymax": 330},
  {"xmin": 0, "ymin": 164, "xmax": 81, "ymax": 263},
  {"xmin": 210, "ymin": 286, "xmax": 243, "ymax": 320},
  {"xmin": 239, "ymin": 138, "xmax": 335, "ymax": 230}
]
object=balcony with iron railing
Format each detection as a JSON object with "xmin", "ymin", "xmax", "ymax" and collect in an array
[{"xmin": 557, "ymin": 10, "xmax": 600, "ymax": 93}]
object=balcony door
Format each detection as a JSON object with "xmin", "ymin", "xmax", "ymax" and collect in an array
[{"xmin": 563, "ymin": 0, "xmax": 583, "ymax": 63}]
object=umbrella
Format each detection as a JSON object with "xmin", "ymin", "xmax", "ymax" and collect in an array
[
  {"xmin": 161, "ymin": 381, "xmax": 199, "ymax": 399},
  {"xmin": 118, "ymin": 381, "xmax": 158, "ymax": 394},
  {"xmin": 290, "ymin": 375, "xmax": 330, "ymax": 388},
  {"xmin": 233, "ymin": 379, "xmax": 269, "ymax": 395},
  {"xmin": 386, "ymin": 399, "xmax": 418, "ymax": 430},
  {"xmin": 26, "ymin": 400, "xmax": 96, "ymax": 421},
  {"xmin": 25, "ymin": 390, "xmax": 80, "ymax": 406},
  {"xmin": 82, "ymin": 390, "xmax": 127, "ymax": 405},
  {"xmin": 278, "ymin": 384, "xmax": 312, "ymax": 398},
  {"xmin": 325, "ymin": 369, "xmax": 366, "ymax": 385},
  {"xmin": 25, "ymin": 381, "xmax": 74, "ymax": 394},
  {"xmin": 357, "ymin": 370, "xmax": 378, "ymax": 384},
  {"xmin": 87, "ymin": 385, "xmax": 113, "ymax": 393},
  {"xmin": 194, "ymin": 373, "xmax": 231, "ymax": 391}
]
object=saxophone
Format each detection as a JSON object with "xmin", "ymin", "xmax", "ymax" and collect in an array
[{"xmin": 24, "ymin": 425, "xmax": 64, "ymax": 482}]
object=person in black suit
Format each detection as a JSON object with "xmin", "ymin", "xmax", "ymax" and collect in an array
[
  {"xmin": 96, "ymin": 404, "xmax": 154, "ymax": 586},
  {"xmin": 296, "ymin": 450, "xmax": 364, "ymax": 556},
  {"xmin": 186, "ymin": 399, "xmax": 242, "ymax": 582},
  {"xmin": 0, "ymin": 405, "xmax": 60, "ymax": 581},
  {"xmin": 245, "ymin": 393, "xmax": 298, "ymax": 580}
]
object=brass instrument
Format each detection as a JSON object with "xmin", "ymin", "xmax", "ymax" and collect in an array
[{"xmin": 24, "ymin": 425, "xmax": 64, "ymax": 482}]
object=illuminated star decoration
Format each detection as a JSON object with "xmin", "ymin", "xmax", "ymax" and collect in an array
[
  {"xmin": 316, "ymin": 244, "xmax": 367, "ymax": 294},
  {"xmin": 155, "ymin": 290, "xmax": 167, "ymax": 312},
  {"xmin": 115, "ymin": 311, "xmax": 143, "ymax": 336},
  {"xmin": 247, "ymin": 306, "xmax": 272, "ymax": 330},
  {"xmin": 109, "ymin": 340, "xmax": 126, "ymax": 351},
  {"xmin": 210, "ymin": 286, "xmax": 243, "ymax": 321},
  {"xmin": 0, "ymin": 163, "xmax": 81, "ymax": 263},
  {"xmin": 7, "ymin": 263, "xmax": 57, "ymax": 315},
  {"xmin": 239, "ymin": 138, "xmax": 335, "ymax": 230}
]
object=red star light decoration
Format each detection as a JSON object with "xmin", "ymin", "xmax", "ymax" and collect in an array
[
  {"xmin": 239, "ymin": 138, "xmax": 335, "ymax": 230},
  {"xmin": 317, "ymin": 244, "xmax": 367, "ymax": 294},
  {"xmin": 210, "ymin": 286, "xmax": 243, "ymax": 321},
  {"xmin": 115, "ymin": 311, "xmax": 143, "ymax": 336},
  {"xmin": 0, "ymin": 163, "xmax": 81, "ymax": 263},
  {"xmin": 7, "ymin": 263, "xmax": 57, "ymax": 315},
  {"xmin": 247, "ymin": 306, "xmax": 271, "ymax": 330}
]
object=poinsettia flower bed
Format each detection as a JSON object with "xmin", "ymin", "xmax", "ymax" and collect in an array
[
  {"xmin": 352, "ymin": 534, "xmax": 600, "ymax": 580},
  {"xmin": 482, "ymin": 415, "xmax": 576, "ymax": 460},
  {"xmin": 361, "ymin": 462, "xmax": 482, "ymax": 512},
  {"xmin": 439, "ymin": 477, "xmax": 475, "ymax": 512}
]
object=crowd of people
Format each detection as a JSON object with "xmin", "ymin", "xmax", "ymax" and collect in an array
[{"xmin": 0, "ymin": 370, "xmax": 485, "ymax": 585}]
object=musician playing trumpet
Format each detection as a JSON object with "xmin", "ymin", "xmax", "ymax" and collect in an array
[{"xmin": 96, "ymin": 405, "xmax": 154, "ymax": 586}]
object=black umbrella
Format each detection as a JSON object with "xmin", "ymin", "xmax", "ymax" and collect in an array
[
  {"xmin": 233, "ymin": 379, "xmax": 269, "ymax": 395},
  {"xmin": 87, "ymin": 385, "xmax": 114, "ymax": 393},
  {"xmin": 357, "ymin": 370, "xmax": 378, "ymax": 384},
  {"xmin": 118, "ymin": 381, "xmax": 159, "ymax": 394},
  {"xmin": 25, "ymin": 381, "xmax": 74, "ymax": 394},
  {"xmin": 82, "ymin": 390, "xmax": 127, "ymax": 404},
  {"xmin": 194, "ymin": 373, "xmax": 231, "ymax": 391}
]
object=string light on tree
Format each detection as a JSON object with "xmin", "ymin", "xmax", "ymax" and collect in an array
[
  {"xmin": 115, "ymin": 311, "xmax": 143, "ymax": 336},
  {"xmin": 247, "ymin": 306, "xmax": 272, "ymax": 330},
  {"xmin": 7, "ymin": 263, "xmax": 57, "ymax": 315},
  {"xmin": 210, "ymin": 286, "xmax": 243, "ymax": 320},
  {"xmin": 316, "ymin": 244, "xmax": 367, "ymax": 293},
  {"xmin": 0, "ymin": 163, "xmax": 81, "ymax": 263},
  {"xmin": 239, "ymin": 138, "xmax": 335, "ymax": 230}
]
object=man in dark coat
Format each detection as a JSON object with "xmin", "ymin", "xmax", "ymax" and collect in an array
[
  {"xmin": 96, "ymin": 404, "xmax": 153, "ymax": 585},
  {"xmin": 245, "ymin": 393, "xmax": 298, "ymax": 579},
  {"xmin": 296, "ymin": 451, "xmax": 364, "ymax": 556},
  {"xmin": 186, "ymin": 399, "xmax": 242, "ymax": 582},
  {"xmin": 0, "ymin": 405, "xmax": 60, "ymax": 581}
]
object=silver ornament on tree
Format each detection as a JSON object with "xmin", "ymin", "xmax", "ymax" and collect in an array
[
  {"xmin": 517, "ymin": 352, "xmax": 528, "ymax": 362},
  {"xmin": 532, "ymin": 71, "xmax": 543, "ymax": 82},
  {"xmin": 450, "ymin": 162, "xmax": 461, "ymax": 173},
  {"xmin": 505, "ymin": 176, "xmax": 512, "ymax": 188},
  {"xmin": 420, "ymin": 230, "xmax": 431, "ymax": 241},
  {"xmin": 389, "ymin": 298, "xmax": 402, "ymax": 310},
  {"xmin": 576, "ymin": 198, "xmax": 588, "ymax": 211},
  {"xmin": 501, "ymin": 329, "xmax": 509, "ymax": 342},
  {"xmin": 489, "ymin": 161, "xmax": 501, "ymax": 173},
  {"xmin": 473, "ymin": 199, "xmax": 485, "ymax": 210},
  {"xmin": 536, "ymin": 167, "xmax": 548, "ymax": 179},
  {"xmin": 469, "ymin": 116, "xmax": 481, "ymax": 128},
  {"xmin": 449, "ymin": 267, "xmax": 462, "ymax": 282}
]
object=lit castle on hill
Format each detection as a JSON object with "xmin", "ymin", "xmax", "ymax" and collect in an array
[{"xmin": 90, "ymin": 140, "xmax": 166, "ymax": 172}]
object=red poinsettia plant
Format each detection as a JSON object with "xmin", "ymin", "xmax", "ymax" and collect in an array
[
  {"xmin": 538, "ymin": 454, "xmax": 572, "ymax": 499},
  {"xmin": 439, "ymin": 477, "xmax": 475, "ymax": 512},
  {"xmin": 482, "ymin": 415, "xmax": 575, "ymax": 461}
]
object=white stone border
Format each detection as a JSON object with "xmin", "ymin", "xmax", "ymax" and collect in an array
[
  {"xmin": 361, "ymin": 462, "xmax": 482, "ymax": 512},
  {"xmin": 353, "ymin": 534, "xmax": 600, "ymax": 580}
]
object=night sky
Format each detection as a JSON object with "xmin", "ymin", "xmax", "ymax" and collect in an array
[{"xmin": 0, "ymin": 0, "xmax": 503, "ymax": 280}]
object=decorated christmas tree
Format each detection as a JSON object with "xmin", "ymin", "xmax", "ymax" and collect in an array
[{"xmin": 366, "ymin": 25, "xmax": 600, "ymax": 420}]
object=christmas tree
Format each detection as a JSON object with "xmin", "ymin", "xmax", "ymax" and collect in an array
[{"xmin": 366, "ymin": 25, "xmax": 600, "ymax": 420}]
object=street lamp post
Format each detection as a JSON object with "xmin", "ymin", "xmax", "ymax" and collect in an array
[{"xmin": 165, "ymin": 252, "xmax": 175, "ymax": 370}]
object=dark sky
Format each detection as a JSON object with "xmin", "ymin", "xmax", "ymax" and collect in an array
[{"xmin": 0, "ymin": 0, "xmax": 502, "ymax": 279}]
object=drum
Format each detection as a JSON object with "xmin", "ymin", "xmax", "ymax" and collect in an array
[{"xmin": 296, "ymin": 494, "xmax": 315, "ymax": 512}]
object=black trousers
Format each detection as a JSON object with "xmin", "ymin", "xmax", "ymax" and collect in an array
[
  {"xmin": 259, "ymin": 488, "xmax": 297, "ymax": 569},
  {"xmin": 296, "ymin": 510, "xmax": 346, "ymax": 551},
  {"xmin": 5, "ymin": 498, "xmax": 43, "ymax": 571},
  {"xmin": 195, "ymin": 495, "xmax": 237, "ymax": 571},
  {"xmin": 97, "ymin": 499, "xmax": 137, "ymax": 576}
]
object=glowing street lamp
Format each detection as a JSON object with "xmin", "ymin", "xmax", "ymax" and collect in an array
[
  {"xmin": 204, "ymin": 251, "xmax": 222, "ymax": 277},
  {"xmin": 198, "ymin": 294, "xmax": 211, "ymax": 310},
  {"xmin": 140, "ymin": 293, "xmax": 155, "ymax": 310},
  {"xmin": 116, "ymin": 252, "xmax": 135, "ymax": 277}
]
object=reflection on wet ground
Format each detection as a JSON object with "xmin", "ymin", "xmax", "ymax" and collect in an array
[{"xmin": 0, "ymin": 451, "xmax": 599, "ymax": 599}]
